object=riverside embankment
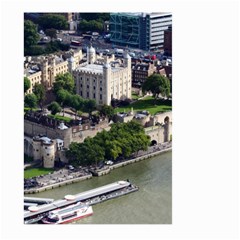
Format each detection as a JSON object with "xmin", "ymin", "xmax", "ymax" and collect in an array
[{"xmin": 24, "ymin": 142, "xmax": 172, "ymax": 194}]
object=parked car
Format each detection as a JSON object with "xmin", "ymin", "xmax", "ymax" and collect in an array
[
  {"xmin": 68, "ymin": 165, "xmax": 75, "ymax": 170},
  {"xmin": 105, "ymin": 160, "xmax": 113, "ymax": 165}
]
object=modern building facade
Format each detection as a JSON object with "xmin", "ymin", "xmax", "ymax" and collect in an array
[
  {"xmin": 73, "ymin": 46, "xmax": 132, "ymax": 105},
  {"xmin": 110, "ymin": 12, "xmax": 172, "ymax": 51}
]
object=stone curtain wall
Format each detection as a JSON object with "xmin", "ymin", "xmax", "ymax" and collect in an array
[{"xmin": 24, "ymin": 120, "xmax": 72, "ymax": 148}]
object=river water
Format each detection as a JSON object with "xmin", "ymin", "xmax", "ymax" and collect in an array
[{"xmin": 25, "ymin": 151, "xmax": 172, "ymax": 224}]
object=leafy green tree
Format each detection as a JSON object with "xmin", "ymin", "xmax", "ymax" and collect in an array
[
  {"xmin": 45, "ymin": 28, "xmax": 57, "ymax": 41},
  {"xmin": 24, "ymin": 77, "xmax": 31, "ymax": 93},
  {"xmin": 38, "ymin": 14, "xmax": 68, "ymax": 30},
  {"xmin": 54, "ymin": 73, "xmax": 75, "ymax": 94},
  {"xmin": 78, "ymin": 19, "xmax": 89, "ymax": 32},
  {"xmin": 142, "ymin": 74, "xmax": 171, "ymax": 104},
  {"xmin": 80, "ymin": 13, "xmax": 110, "ymax": 21},
  {"xmin": 79, "ymin": 19, "xmax": 104, "ymax": 33},
  {"xmin": 105, "ymin": 140, "xmax": 122, "ymax": 160},
  {"xmin": 24, "ymin": 20, "xmax": 39, "ymax": 49},
  {"xmin": 66, "ymin": 120, "xmax": 150, "ymax": 167},
  {"xmin": 25, "ymin": 45, "xmax": 45, "ymax": 56},
  {"xmin": 83, "ymin": 99, "xmax": 96, "ymax": 115},
  {"xmin": 66, "ymin": 142, "xmax": 82, "ymax": 164},
  {"xmin": 56, "ymin": 89, "xmax": 71, "ymax": 116},
  {"xmin": 100, "ymin": 105, "xmax": 114, "ymax": 121},
  {"xmin": 24, "ymin": 94, "xmax": 37, "ymax": 110},
  {"xmin": 70, "ymin": 95, "xmax": 84, "ymax": 119},
  {"xmin": 33, "ymin": 83, "xmax": 46, "ymax": 110},
  {"xmin": 84, "ymin": 138, "xmax": 105, "ymax": 165},
  {"xmin": 48, "ymin": 101, "xmax": 62, "ymax": 115}
]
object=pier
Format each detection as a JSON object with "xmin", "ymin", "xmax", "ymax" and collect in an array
[{"xmin": 24, "ymin": 180, "xmax": 138, "ymax": 224}]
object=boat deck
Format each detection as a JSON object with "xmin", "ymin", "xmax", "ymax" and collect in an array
[{"xmin": 24, "ymin": 180, "xmax": 138, "ymax": 223}]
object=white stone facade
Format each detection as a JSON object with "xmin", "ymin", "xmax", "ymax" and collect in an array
[{"xmin": 73, "ymin": 47, "xmax": 132, "ymax": 105}]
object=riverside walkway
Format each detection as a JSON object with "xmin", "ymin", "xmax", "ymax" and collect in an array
[{"xmin": 24, "ymin": 142, "xmax": 172, "ymax": 194}]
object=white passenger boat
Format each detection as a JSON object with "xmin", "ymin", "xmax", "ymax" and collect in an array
[{"xmin": 41, "ymin": 202, "xmax": 93, "ymax": 224}]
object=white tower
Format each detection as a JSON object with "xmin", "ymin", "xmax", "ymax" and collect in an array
[
  {"xmin": 103, "ymin": 62, "xmax": 112, "ymax": 105},
  {"xmin": 87, "ymin": 45, "xmax": 96, "ymax": 64},
  {"xmin": 123, "ymin": 52, "xmax": 132, "ymax": 99},
  {"xmin": 68, "ymin": 56, "xmax": 75, "ymax": 73}
]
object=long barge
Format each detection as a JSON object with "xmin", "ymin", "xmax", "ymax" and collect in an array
[{"xmin": 24, "ymin": 180, "xmax": 138, "ymax": 224}]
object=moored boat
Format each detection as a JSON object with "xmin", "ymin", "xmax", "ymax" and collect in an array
[{"xmin": 41, "ymin": 202, "xmax": 93, "ymax": 224}]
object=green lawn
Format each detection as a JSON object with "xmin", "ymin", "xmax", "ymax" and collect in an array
[
  {"xmin": 114, "ymin": 96, "xmax": 172, "ymax": 115},
  {"xmin": 24, "ymin": 107, "xmax": 38, "ymax": 113},
  {"xmin": 131, "ymin": 92, "xmax": 140, "ymax": 100},
  {"xmin": 24, "ymin": 167, "xmax": 54, "ymax": 179},
  {"xmin": 48, "ymin": 114, "xmax": 72, "ymax": 123}
]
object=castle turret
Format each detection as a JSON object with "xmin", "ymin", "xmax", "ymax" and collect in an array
[
  {"xmin": 50, "ymin": 56, "xmax": 56, "ymax": 87},
  {"xmin": 123, "ymin": 52, "xmax": 132, "ymax": 99},
  {"xmin": 41, "ymin": 57, "xmax": 48, "ymax": 88},
  {"xmin": 32, "ymin": 136, "xmax": 42, "ymax": 161},
  {"xmin": 103, "ymin": 62, "xmax": 112, "ymax": 105},
  {"xmin": 123, "ymin": 52, "xmax": 131, "ymax": 69},
  {"xmin": 87, "ymin": 45, "xmax": 96, "ymax": 64},
  {"xmin": 68, "ymin": 56, "xmax": 75, "ymax": 74},
  {"xmin": 41, "ymin": 138, "xmax": 55, "ymax": 168}
]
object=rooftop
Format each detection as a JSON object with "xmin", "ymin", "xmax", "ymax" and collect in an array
[{"xmin": 76, "ymin": 63, "xmax": 124, "ymax": 74}]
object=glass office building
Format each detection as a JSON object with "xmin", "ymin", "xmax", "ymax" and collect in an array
[{"xmin": 110, "ymin": 12, "xmax": 172, "ymax": 51}]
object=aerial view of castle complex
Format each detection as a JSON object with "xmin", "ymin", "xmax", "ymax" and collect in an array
[{"xmin": 24, "ymin": 12, "xmax": 172, "ymax": 224}]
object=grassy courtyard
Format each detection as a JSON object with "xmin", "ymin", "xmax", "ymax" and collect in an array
[
  {"xmin": 24, "ymin": 167, "xmax": 54, "ymax": 179},
  {"xmin": 48, "ymin": 114, "xmax": 72, "ymax": 123},
  {"xmin": 114, "ymin": 96, "xmax": 172, "ymax": 115}
]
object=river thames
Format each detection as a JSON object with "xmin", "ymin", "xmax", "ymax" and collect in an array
[{"xmin": 25, "ymin": 151, "xmax": 172, "ymax": 224}]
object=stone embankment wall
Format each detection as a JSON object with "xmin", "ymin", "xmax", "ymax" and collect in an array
[
  {"xmin": 94, "ymin": 147, "xmax": 172, "ymax": 176},
  {"xmin": 24, "ymin": 174, "xmax": 92, "ymax": 194}
]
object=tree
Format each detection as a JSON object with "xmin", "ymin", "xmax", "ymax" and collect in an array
[
  {"xmin": 24, "ymin": 20, "xmax": 39, "ymax": 49},
  {"xmin": 66, "ymin": 142, "xmax": 82, "ymax": 164},
  {"xmin": 25, "ymin": 45, "xmax": 45, "ymax": 56},
  {"xmin": 24, "ymin": 94, "xmax": 37, "ymax": 110},
  {"xmin": 45, "ymin": 28, "xmax": 57, "ymax": 41},
  {"xmin": 100, "ymin": 105, "xmax": 114, "ymax": 121},
  {"xmin": 84, "ymin": 138, "xmax": 105, "ymax": 166},
  {"xmin": 38, "ymin": 14, "xmax": 68, "ymax": 30},
  {"xmin": 69, "ymin": 95, "xmax": 84, "ymax": 119},
  {"xmin": 78, "ymin": 19, "xmax": 89, "ymax": 32},
  {"xmin": 33, "ymin": 83, "xmax": 46, "ymax": 110},
  {"xmin": 83, "ymin": 99, "xmax": 96, "ymax": 115},
  {"xmin": 79, "ymin": 19, "xmax": 104, "ymax": 33},
  {"xmin": 56, "ymin": 89, "xmax": 71, "ymax": 116},
  {"xmin": 105, "ymin": 140, "xmax": 122, "ymax": 160},
  {"xmin": 66, "ymin": 120, "xmax": 150, "ymax": 167},
  {"xmin": 54, "ymin": 73, "xmax": 75, "ymax": 94},
  {"xmin": 24, "ymin": 77, "xmax": 31, "ymax": 93},
  {"xmin": 80, "ymin": 13, "xmax": 110, "ymax": 21},
  {"xmin": 142, "ymin": 74, "xmax": 171, "ymax": 104},
  {"xmin": 48, "ymin": 101, "xmax": 62, "ymax": 115}
]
